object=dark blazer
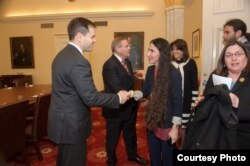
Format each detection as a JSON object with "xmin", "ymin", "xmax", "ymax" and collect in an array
[
  {"xmin": 141, "ymin": 66, "xmax": 155, "ymax": 98},
  {"xmin": 48, "ymin": 44, "xmax": 119, "ymax": 144},
  {"xmin": 173, "ymin": 59, "xmax": 198, "ymax": 113},
  {"xmin": 203, "ymin": 72, "xmax": 250, "ymax": 149},
  {"xmin": 102, "ymin": 55, "xmax": 137, "ymax": 121},
  {"xmin": 142, "ymin": 65, "xmax": 183, "ymax": 128}
]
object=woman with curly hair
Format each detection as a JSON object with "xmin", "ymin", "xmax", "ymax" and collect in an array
[{"xmin": 140, "ymin": 38, "xmax": 183, "ymax": 166}]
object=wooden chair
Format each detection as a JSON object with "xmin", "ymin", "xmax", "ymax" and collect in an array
[
  {"xmin": 0, "ymin": 100, "xmax": 30, "ymax": 166},
  {"xmin": 14, "ymin": 77, "xmax": 33, "ymax": 87},
  {"xmin": 25, "ymin": 93, "xmax": 51, "ymax": 160}
]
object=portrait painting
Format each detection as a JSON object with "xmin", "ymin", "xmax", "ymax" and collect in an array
[
  {"xmin": 114, "ymin": 32, "xmax": 144, "ymax": 69},
  {"xmin": 10, "ymin": 36, "xmax": 35, "ymax": 68}
]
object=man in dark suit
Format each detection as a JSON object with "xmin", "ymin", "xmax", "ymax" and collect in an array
[
  {"xmin": 48, "ymin": 17, "xmax": 130, "ymax": 166},
  {"xmin": 102, "ymin": 37, "xmax": 148, "ymax": 166}
]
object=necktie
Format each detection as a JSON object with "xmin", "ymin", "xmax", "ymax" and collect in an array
[{"xmin": 121, "ymin": 59, "xmax": 130, "ymax": 74}]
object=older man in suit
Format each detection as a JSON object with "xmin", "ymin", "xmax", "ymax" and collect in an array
[
  {"xmin": 102, "ymin": 37, "xmax": 148, "ymax": 166},
  {"xmin": 48, "ymin": 17, "xmax": 129, "ymax": 166}
]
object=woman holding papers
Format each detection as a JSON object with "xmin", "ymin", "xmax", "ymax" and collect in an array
[{"xmin": 187, "ymin": 40, "xmax": 250, "ymax": 149}]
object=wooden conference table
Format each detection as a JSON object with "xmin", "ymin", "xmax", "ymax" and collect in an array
[
  {"xmin": 0, "ymin": 85, "xmax": 51, "ymax": 164},
  {"xmin": 0, "ymin": 84, "xmax": 51, "ymax": 106}
]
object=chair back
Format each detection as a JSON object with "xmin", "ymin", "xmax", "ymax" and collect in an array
[
  {"xmin": 14, "ymin": 77, "xmax": 33, "ymax": 87},
  {"xmin": 33, "ymin": 93, "xmax": 51, "ymax": 139},
  {"xmin": 0, "ymin": 100, "xmax": 29, "ymax": 161}
]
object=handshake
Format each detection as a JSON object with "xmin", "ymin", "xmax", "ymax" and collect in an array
[{"xmin": 117, "ymin": 90, "xmax": 143, "ymax": 104}]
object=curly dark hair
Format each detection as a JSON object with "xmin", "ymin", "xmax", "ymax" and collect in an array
[{"xmin": 144, "ymin": 38, "xmax": 172, "ymax": 130}]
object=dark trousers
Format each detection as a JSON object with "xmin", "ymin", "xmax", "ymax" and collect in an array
[
  {"xmin": 147, "ymin": 131, "xmax": 174, "ymax": 166},
  {"xmin": 57, "ymin": 140, "xmax": 87, "ymax": 166},
  {"xmin": 106, "ymin": 112, "xmax": 137, "ymax": 163}
]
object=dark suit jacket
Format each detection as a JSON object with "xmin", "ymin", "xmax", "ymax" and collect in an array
[
  {"xmin": 204, "ymin": 71, "xmax": 250, "ymax": 149},
  {"xmin": 48, "ymin": 44, "xmax": 120, "ymax": 144},
  {"xmin": 102, "ymin": 55, "xmax": 137, "ymax": 121}
]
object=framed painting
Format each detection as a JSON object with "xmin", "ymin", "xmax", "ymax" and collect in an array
[
  {"xmin": 192, "ymin": 29, "xmax": 201, "ymax": 58},
  {"xmin": 10, "ymin": 36, "xmax": 35, "ymax": 68},
  {"xmin": 114, "ymin": 32, "xmax": 144, "ymax": 69}
]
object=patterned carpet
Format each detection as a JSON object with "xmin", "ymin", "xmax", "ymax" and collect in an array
[{"xmin": 8, "ymin": 107, "xmax": 149, "ymax": 166}]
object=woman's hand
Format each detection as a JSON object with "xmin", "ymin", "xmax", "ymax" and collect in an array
[
  {"xmin": 193, "ymin": 92, "xmax": 205, "ymax": 108},
  {"xmin": 229, "ymin": 93, "xmax": 239, "ymax": 108},
  {"xmin": 168, "ymin": 125, "xmax": 179, "ymax": 144}
]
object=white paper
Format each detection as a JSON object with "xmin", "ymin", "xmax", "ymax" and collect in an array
[{"xmin": 212, "ymin": 74, "xmax": 232, "ymax": 89}]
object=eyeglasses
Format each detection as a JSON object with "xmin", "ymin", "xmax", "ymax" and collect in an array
[{"xmin": 225, "ymin": 52, "xmax": 245, "ymax": 58}]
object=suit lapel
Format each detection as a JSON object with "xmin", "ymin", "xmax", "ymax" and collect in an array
[
  {"xmin": 124, "ymin": 59, "xmax": 133, "ymax": 76},
  {"xmin": 231, "ymin": 72, "xmax": 249, "ymax": 92},
  {"xmin": 112, "ymin": 55, "xmax": 132, "ymax": 76},
  {"xmin": 67, "ymin": 44, "xmax": 91, "ymax": 65}
]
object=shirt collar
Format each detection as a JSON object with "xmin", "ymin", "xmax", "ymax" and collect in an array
[
  {"xmin": 238, "ymin": 36, "xmax": 248, "ymax": 43},
  {"xmin": 114, "ymin": 53, "xmax": 123, "ymax": 62},
  {"xmin": 69, "ymin": 42, "xmax": 83, "ymax": 54}
]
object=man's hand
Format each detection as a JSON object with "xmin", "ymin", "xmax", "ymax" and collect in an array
[{"xmin": 117, "ymin": 90, "xmax": 130, "ymax": 104}]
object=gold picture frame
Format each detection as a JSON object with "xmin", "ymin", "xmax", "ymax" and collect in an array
[{"xmin": 192, "ymin": 29, "xmax": 200, "ymax": 58}]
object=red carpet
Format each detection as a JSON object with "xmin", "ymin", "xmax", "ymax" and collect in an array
[{"xmin": 8, "ymin": 107, "xmax": 149, "ymax": 166}]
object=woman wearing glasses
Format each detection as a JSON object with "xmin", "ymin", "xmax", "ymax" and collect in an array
[{"xmin": 184, "ymin": 40, "xmax": 250, "ymax": 149}]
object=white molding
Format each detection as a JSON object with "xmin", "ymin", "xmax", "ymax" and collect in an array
[
  {"xmin": 165, "ymin": 5, "xmax": 184, "ymax": 12},
  {"xmin": 0, "ymin": 10, "xmax": 154, "ymax": 23},
  {"xmin": 212, "ymin": 26, "xmax": 224, "ymax": 70},
  {"xmin": 165, "ymin": 6, "xmax": 184, "ymax": 42},
  {"xmin": 213, "ymin": 0, "xmax": 244, "ymax": 14}
]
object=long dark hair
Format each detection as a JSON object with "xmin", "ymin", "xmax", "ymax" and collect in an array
[{"xmin": 144, "ymin": 38, "xmax": 172, "ymax": 130}]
